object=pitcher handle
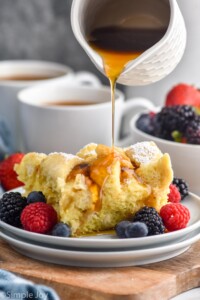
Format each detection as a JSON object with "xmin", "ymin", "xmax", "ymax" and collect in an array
[{"xmin": 116, "ymin": 97, "xmax": 156, "ymax": 148}]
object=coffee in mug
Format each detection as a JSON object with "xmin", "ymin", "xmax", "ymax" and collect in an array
[
  {"xmin": 0, "ymin": 73, "xmax": 66, "ymax": 82},
  {"xmin": 43, "ymin": 100, "xmax": 107, "ymax": 106}
]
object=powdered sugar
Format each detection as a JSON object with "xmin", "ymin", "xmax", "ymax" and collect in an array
[
  {"xmin": 85, "ymin": 149, "xmax": 97, "ymax": 156},
  {"xmin": 82, "ymin": 143, "xmax": 97, "ymax": 149},
  {"xmin": 81, "ymin": 143, "xmax": 97, "ymax": 155},
  {"xmin": 76, "ymin": 143, "xmax": 97, "ymax": 158},
  {"xmin": 49, "ymin": 152, "xmax": 79, "ymax": 160},
  {"xmin": 125, "ymin": 142, "xmax": 162, "ymax": 165}
]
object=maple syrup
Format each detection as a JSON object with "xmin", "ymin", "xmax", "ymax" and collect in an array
[
  {"xmin": 67, "ymin": 163, "xmax": 90, "ymax": 180},
  {"xmin": 78, "ymin": 229, "xmax": 115, "ymax": 238},
  {"xmin": 86, "ymin": 0, "xmax": 169, "ymax": 146},
  {"xmin": 88, "ymin": 26, "xmax": 167, "ymax": 146},
  {"xmin": 67, "ymin": 146, "xmax": 135, "ymax": 211}
]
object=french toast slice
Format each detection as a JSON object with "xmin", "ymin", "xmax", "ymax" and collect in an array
[{"xmin": 15, "ymin": 142, "xmax": 173, "ymax": 236}]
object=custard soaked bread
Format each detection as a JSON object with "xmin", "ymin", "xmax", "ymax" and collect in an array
[{"xmin": 15, "ymin": 142, "xmax": 173, "ymax": 236}]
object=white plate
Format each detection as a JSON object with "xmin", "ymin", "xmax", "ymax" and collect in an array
[
  {"xmin": 0, "ymin": 188, "xmax": 200, "ymax": 250},
  {"xmin": 1, "ymin": 228, "xmax": 200, "ymax": 267}
]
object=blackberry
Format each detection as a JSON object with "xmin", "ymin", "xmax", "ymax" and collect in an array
[
  {"xmin": 185, "ymin": 116, "xmax": 200, "ymax": 145},
  {"xmin": 155, "ymin": 105, "xmax": 195, "ymax": 140},
  {"xmin": 133, "ymin": 206, "xmax": 165, "ymax": 235},
  {"xmin": 0, "ymin": 192, "xmax": 27, "ymax": 227},
  {"xmin": 172, "ymin": 178, "xmax": 189, "ymax": 200}
]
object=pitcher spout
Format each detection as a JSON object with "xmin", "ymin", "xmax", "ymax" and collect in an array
[{"xmin": 71, "ymin": 0, "xmax": 186, "ymax": 86}]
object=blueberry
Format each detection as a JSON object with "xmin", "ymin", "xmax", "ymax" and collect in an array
[
  {"xmin": 115, "ymin": 221, "xmax": 131, "ymax": 238},
  {"xmin": 136, "ymin": 113, "xmax": 155, "ymax": 135},
  {"xmin": 125, "ymin": 222, "xmax": 148, "ymax": 238},
  {"xmin": 27, "ymin": 191, "xmax": 46, "ymax": 204},
  {"xmin": 51, "ymin": 222, "xmax": 71, "ymax": 237}
]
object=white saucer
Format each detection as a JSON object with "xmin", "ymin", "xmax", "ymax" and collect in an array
[
  {"xmin": 0, "ymin": 227, "xmax": 200, "ymax": 268},
  {"xmin": 0, "ymin": 188, "xmax": 200, "ymax": 250}
]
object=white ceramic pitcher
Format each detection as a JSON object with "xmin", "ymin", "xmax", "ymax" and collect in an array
[{"xmin": 71, "ymin": 0, "xmax": 187, "ymax": 86}]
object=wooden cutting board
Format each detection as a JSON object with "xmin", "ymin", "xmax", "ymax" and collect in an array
[{"xmin": 0, "ymin": 239, "xmax": 200, "ymax": 300}]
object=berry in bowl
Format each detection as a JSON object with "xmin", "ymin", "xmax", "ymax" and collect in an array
[
  {"xmin": 129, "ymin": 83, "xmax": 200, "ymax": 195},
  {"xmin": 136, "ymin": 105, "xmax": 200, "ymax": 145}
]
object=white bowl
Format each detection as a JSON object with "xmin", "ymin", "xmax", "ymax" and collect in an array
[{"xmin": 129, "ymin": 111, "xmax": 200, "ymax": 196}]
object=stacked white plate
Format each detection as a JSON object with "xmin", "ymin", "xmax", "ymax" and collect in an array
[{"xmin": 0, "ymin": 188, "xmax": 200, "ymax": 268}]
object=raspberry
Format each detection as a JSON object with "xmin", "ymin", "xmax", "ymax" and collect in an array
[
  {"xmin": 0, "ymin": 153, "xmax": 25, "ymax": 191},
  {"xmin": 168, "ymin": 184, "xmax": 181, "ymax": 203},
  {"xmin": 160, "ymin": 203, "xmax": 190, "ymax": 231},
  {"xmin": 21, "ymin": 202, "xmax": 57, "ymax": 234}
]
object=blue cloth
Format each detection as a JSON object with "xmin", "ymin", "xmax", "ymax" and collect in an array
[{"xmin": 0, "ymin": 270, "xmax": 60, "ymax": 300}]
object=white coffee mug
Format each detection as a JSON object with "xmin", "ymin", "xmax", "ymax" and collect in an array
[
  {"xmin": 0, "ymin": 60, "xmax": 100, "ymax": 152},
  {"xmin": 18, "ymin": 84, "xmax": 153, "ymax": 154}
]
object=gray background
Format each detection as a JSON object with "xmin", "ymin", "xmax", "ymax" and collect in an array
[{"xmin": 0, "ymin": 0, "xmax": 108, "ymax": 85}]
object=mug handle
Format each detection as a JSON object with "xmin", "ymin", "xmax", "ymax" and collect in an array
[
  {"xmin": 74, "ymin": 71, "xmax": 102, "ymax": 87},
  {"xmin": 116, "ymin": 97, "xmax": 156, "ymax": 147}
]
